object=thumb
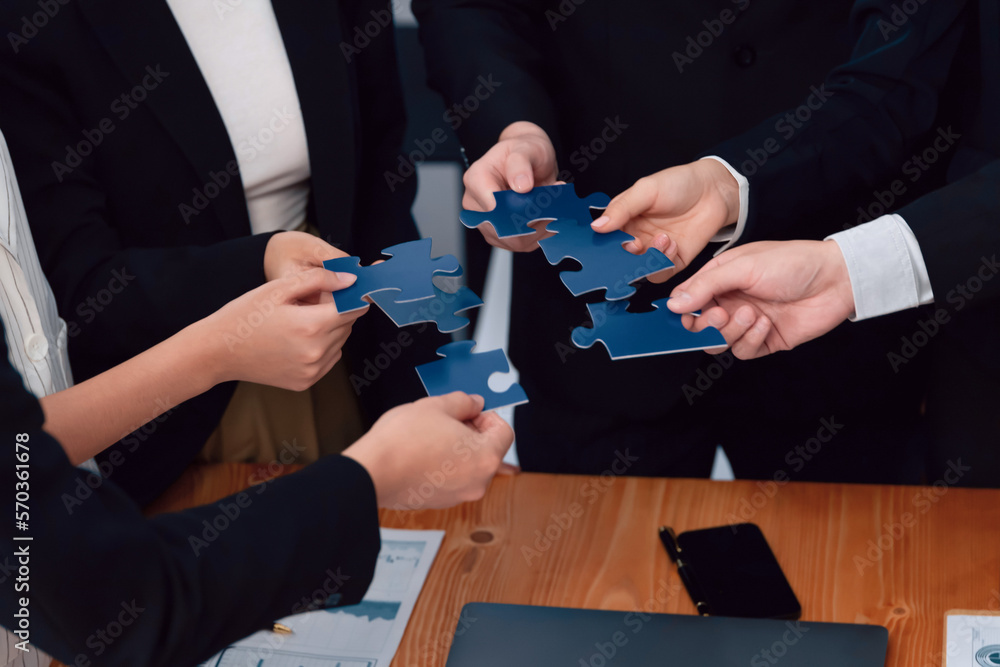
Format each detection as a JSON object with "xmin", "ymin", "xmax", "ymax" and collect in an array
[
  {"xmin": 591, "ymin": 176, "xmax": 659, "ymax": 233},
  {"xmin": 436, "ymin": 391, "xmax": 486, "ymax": 422},
  {"xmin": 504, "ymin": 149, "xmax": 537, "ymax": 193},
  {"xmin": 281, "ymin": 267, "xmax": 357, "ymax": 303},
  {"xmin": 668, "ymin": 258, "xmax": 753, "ymax": 313},
  {"xmin": 473, "ymin": 411, "xmax": 515, "ymax": 457}
]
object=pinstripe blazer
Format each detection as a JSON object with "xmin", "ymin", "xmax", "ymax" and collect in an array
[
  {"xmin": 0, "ymin": 129, "xmax": 71, "ymax": 402},
  {"xmin": 0, "ymin": 633, "xmax": 48, "ymax": 667},
  {"xmin": 0, "ymin": 127, "xmax": 61, "ymax": 667}
]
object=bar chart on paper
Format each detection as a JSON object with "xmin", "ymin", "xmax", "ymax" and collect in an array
[{"xmin": 202, "ymin": 529, "xmax": 444, "ymax": 667}]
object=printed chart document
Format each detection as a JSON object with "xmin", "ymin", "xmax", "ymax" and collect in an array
[
  {"xmin": 945, "ymin": 610, "xmax": 1000, "ymax": 667},
  {"xmin": 202, "ymin": 528, "xmax": 445, "ymax": 667}
]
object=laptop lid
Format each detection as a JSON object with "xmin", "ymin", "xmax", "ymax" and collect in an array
[{"xmin": 446, "ymin": 603, "xmax": 888, "ymax": 666}]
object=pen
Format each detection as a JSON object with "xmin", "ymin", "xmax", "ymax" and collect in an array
[{"xmin": 658, "ymin": 526, "xmax": 710, "ymax": 616}]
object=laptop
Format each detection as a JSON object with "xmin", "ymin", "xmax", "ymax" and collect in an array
[{"xmin": 445, "ymin": 603, "xmax": 888, "ymax": 666}]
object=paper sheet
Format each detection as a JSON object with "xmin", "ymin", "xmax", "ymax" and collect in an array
[
  {"xmin": 202, "ymin": 528, "xmax": 444, "ymax": 667},
  {"xmin": 946, "ymin": 611, "xmax": 1000, "ymax": 666}
]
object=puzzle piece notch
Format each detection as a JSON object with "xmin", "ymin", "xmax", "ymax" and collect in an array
[
  {"xmin": 537, "ymin": 219, "xmax": 674, "ymax": 301},
  {"xmin": 415, "ymin": 341, "xmax": 528, "ymax": 412},
  {"xmin": 369, "ymin": 285, "xmax": 484, "ymax": 333},
  {"xmin": 459, "ymin": 183, "xmax": 611, "ymax": 238},
  {"xmin": 571, "ymin": 298, "xmax": 726, "ymax": 359},
  {"xmin": 323, "ymin": 238, "xmax": 462, "ymax": 313}
]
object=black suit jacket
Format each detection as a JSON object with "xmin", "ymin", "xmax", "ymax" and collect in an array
[
  {"xmin": 0, "ymin": 0, "xmax": 437, "ymax": 502},
  {"xmin": 413, "ymin": 0, "xmax": 935, "ymax": 482},
  {"xmin": 707, "ymin": 0, "xmax": 1000, "ymax": 357},
  {"xmin": 900, "ymin": 160, "xmax": 1000, "ymax": 306},
  {"xmin": 0, "ymin": 323, "xmax": 380, "ymax": 667},
  {"xmin": 710, "ymin": 0, "xmax": 992, "ymax": 241}
]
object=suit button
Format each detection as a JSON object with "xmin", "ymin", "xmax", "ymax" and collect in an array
[
  {"xmin": 734, "ymin": 45, "xmax": 756, "ymax": 67},
  {"xmin": 25, "ymin": 333, "xmax": 49, "ymax": 362}
]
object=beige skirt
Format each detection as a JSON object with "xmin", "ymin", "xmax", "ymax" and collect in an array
[{"xmin": 198, "ymin": 362, "xmax": 366, "ymax": 464}]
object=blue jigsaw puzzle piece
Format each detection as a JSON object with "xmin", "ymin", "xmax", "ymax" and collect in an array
[
  {"xmin": 571, "ymin": 298, "xmax": 727, "ymax": 359},
  {"xmin": 459, "ymin": 183, "xmax": 611, "ymax": 238},
  {"xmin": 323, "ymin": 238, "xmax": 462, "ymax": 313},
  {"xmin": 415, "ymin": 341, "xmax": 528, "ymax": 411},
  {"xmin": 537, "ymin": 219, "xmax": 674, "ymax": 300},
  {"xmin": 369, "ymin": 285, "xmax": 484, "ymax": 333}
]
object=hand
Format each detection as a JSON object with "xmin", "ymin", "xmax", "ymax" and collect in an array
[
  {"xmin": 591, "ymin": 159, "xmax": 741, "ymax": 282},
  {"xmin": 199, "ymin": 267, "xmax": 367, "ymax": 391},
  {"xmin": 462, "ymin": 121, "xmax": 559, "ymax": 252},
  {"xmin": 264, "ymin": 230, "xmax": 348, "ymax": 281},
  {"xmin": 343, "ymin": 392, "xmax": 514, "ymax": 509},
  {"xmin": 666, "ymin": 240, "xmax": 856, "ymax": 359}
]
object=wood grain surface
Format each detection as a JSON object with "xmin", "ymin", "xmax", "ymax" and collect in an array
[{"xmin": 133, "ymin": 464, "xmax": 1000, "ymax": 667}]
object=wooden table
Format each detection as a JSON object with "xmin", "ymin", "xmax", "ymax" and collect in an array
[{"xmin": 149, "ymin": 464, "xmax": 1000, "ymax": 666}]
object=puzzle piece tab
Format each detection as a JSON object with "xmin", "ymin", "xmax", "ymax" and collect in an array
[
  {"xmin": 571, "ymin": 298, "xmax": 727, "ymax": 359},
  {"xmin": 323, "ymin": 238, "xmax": 462, "ymax": 313},
  {"xmin": 459, "ymin": 183, "xmax": 611, "ymax": 238},
  {"xmin": 415, "ymin": 341, "xmax": 528, "ymax": 411},
  {"xmin": 537, "ymin": 219, "xmax": 674, "ymax": 300},
  {"xmin": 369, "ymin": 285, "xmax": 484, "ymax": 333}
]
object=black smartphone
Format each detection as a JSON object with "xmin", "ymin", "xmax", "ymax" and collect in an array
[{"xmin": 659, "ymin": 523, "xmax": 801, "ymax": 619}]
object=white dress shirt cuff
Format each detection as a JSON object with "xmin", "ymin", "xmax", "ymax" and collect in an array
[
  {"xmin": 699, "ymin": 156, "xmax": 749, "ymax": 255},
  {"xmin": 826, "ymin": 214, "xmax": 934, "ymax": 321}
]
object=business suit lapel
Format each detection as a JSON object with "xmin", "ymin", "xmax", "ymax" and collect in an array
[
  {"xmin": 271, "ymin": 0, "xmax": 358, "ymax": 250},
  {"xmin": 75, "ymin": 0, "xmax": 252, "ymax": 239}
]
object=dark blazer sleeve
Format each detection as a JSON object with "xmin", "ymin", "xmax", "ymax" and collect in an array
[
  {"xmin": 709, "ymin": 0, "xmax": 972, "ymax": 242},
  {"xmin": 899, "ymin": 159, "xmax": 1000, "ymax": 305},
  {"xmin": 0, "ymin": 24, "xmax": 274, "ymax": 366},
  {"xmin": 412, "ymin": 0, "xmax": 561, "ymax": 161},
  {"xmin": 0, "ymin": 330, "xmax": 380, "ymax": 667}
]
